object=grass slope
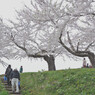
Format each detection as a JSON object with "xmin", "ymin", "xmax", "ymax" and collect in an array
[
  {"xmin": 0, "ymin": 76, "xmax": 9, "ymax": 95},
  {"xmin": 20, "ymin": 68, "xmax": 95, "ymax": 95}
]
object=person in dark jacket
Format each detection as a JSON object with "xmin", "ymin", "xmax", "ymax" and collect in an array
[
  {"xmin": 5, "ymin": 65, "xmax": 12, "ymax": 85},
  {"xmin": 10, "ymin": 68, "xmax": 20, "ymax": 93}
]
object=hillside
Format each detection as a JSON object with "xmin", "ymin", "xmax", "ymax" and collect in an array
[
  {"xmin": 20, "ymin": 68, "xmax": 95, "ymax": 95},
  {"xmin": 0, "ymin": 75, "xmax": 9, "ymax": 95},
  {"xmin": 1, "ymin": 68, "xmax": 95, "ymax": 95}
]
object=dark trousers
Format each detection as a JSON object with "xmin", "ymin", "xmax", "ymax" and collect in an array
[
  {"xmin": 7, "ymin": 77, "xmax": 11, "ymax": 85},
  {"xmin": 19, "ymin": 85, "xmax": 21, "ymax": 90}
]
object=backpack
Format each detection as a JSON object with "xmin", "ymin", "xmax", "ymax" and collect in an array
[{"xmin": 7, "ymin": 68, "xmax": 12, "ymax": 76}]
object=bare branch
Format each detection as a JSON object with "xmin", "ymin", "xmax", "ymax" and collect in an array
[
  {"xmin": 59, "ymin": 31, "xmax": 88, "ymax": 57},
  {"xmin": 27, "ymin": 53, "xmax": 46, "ymax": 58},
  {"xmin": 11, "ymin": 33, "xmax": 27, "ymax": 52},
  {"xmin": 29, "ymin": 39, "xmax": 42, "ymax": 51},
  {"xmin": 59, "ymin": 31, "xmax": 75, "ymax": 54},
  {"xmin": 76, "ymin": 39, "xmax": 80, "ymax": 51},
  {"xmin": 65, "ymin": 12, "xmax": 95, "ymax": 18},
  {"xmin": 85, "ymin": 40, "xmax": 95, "ymax": 51},
  {"xmin": 11, "ymin": 33, "xmax": 48, "ymax": 58},
  {"xmin": 67, "ymin": 32, "xmax": 75, "ymax": 51},
  {"xmin": 0, "ymin": 59, "xmax": 8, "ymax": 68}
]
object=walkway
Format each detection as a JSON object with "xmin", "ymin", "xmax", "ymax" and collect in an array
[{"xmin": 1, "ymin": 77, "xmax": 21, "ymax": 95}]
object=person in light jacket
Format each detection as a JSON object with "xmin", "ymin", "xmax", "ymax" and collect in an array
[
  {"xmin": 10, "ymin": 68, "xmax": 20, "ymax": 93},
  {"xmin": 83, "ymin": 58, "xmax": 86, "ymax": 68}
]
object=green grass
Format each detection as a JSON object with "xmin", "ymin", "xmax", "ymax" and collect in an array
[
  {"xmin": 0, "ymin": 76, "xmax": 9, "ymax": 95},
  {"xmin": 1, "ymin": 68, "xmax": 95, "ymax": 95},
  {"xmin": 20, "ymin": 68, "xmax": 95, "ymax": 95}
]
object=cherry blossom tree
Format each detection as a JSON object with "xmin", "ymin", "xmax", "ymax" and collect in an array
[
  {"xmin": 4, "ymin": 0, "xmax": 68, "ymax": 71},
  {"xmin": 5, "ymin": 19, "xmax": 66, "ymax": 71},
  {"xmin": 17, "ymin": 0, "xmax": 95, "ymax": 67},
  {"xmin": 3, "ymin": 0, "xmax": 95, "ymax": 70},
  {"xmin": 58, "ymin": 0, "xmax": 95, "ymax": 67},
  {"xmin": 0, "ymin": 18, "xmax": 9, "ymax": 67}
]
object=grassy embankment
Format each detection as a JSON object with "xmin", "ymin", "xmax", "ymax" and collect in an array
[
  {"xmin": 20, "ymin": 68, "xmax": 95, "ymax": 95},
  {"xmin": 1, "ymin": 68, "xmax": 95, "ymax": 95},
  {"xmin": 0, "ymin": 75, "xmax": 9, "ymax": 95}
]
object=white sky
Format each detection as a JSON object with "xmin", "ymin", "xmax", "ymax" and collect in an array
[
  {"xmin": 0, "ymin": 0, "xmax": 91, "ymax": 75},
  {"xmin": 0, "ymin": 0, "xmax": 31, "ymax": 19}
]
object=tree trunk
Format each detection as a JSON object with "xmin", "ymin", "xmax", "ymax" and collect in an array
[
  {"xmin": 88, "ymin": 52, "xmax": 95, "ymax": 68},
  {"xmin": 44, "ymin": 55, "xmax": 56, "ymax": 71}
]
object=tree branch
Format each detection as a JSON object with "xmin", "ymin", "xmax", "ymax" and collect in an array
[
  {"xmin": 85, "ymin": 41, "xmax": 95, "ymax": 51},
  {"xmin": 29, "ymin": 39, "xmax": 42, "ymax": 50},
  {"xmin": 27, "ymin": 53, "xmax": 45, "ymax": 58},
  {"xmin": 77, "ymin": 39, "xmax": 80, "ymax": 51},
  {"xmin": 67, "ymin": 32, "xmax": 75, "ymax": 51},
  {"xmin": 65, "ymin": 12, "xmax": 95, "ymax": 17},
  {"xmin": 59, "ymin": 31, "xmax": 88, "ymax": 57},
  {"xmin": 0, "ymin": 59, "xmax": 8, "ymax": 68},
  {"xmin": 11, "ymin": 33, "xmax": 48, "ymax": 58}
]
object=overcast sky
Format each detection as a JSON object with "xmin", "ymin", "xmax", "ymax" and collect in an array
[
  {"xmin": 0, "ymin": 0, "xmax": 30, "ymax": 19},
  {"xmin": 0, "ymin": 0, "xmax": 91, "ymax": 75}
]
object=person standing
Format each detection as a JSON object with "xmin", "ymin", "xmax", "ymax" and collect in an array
[
  {"xmin": 10, "ymin": 68, "xmax": 20, "ymax": 93},
  {"xmin": 5, "ymin": 65, "xmax": 12, "ymax": 85},
  {"xmin": 19, "ymin": 66, "xmax": 23, "ymax": 73},
  {"xmin": 86, "ymin": 63, "xmax": 89, "ymax": 68},
  {"xmin": 83, "ymin": 58, "xmax": 86, "ymax": 68}
]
